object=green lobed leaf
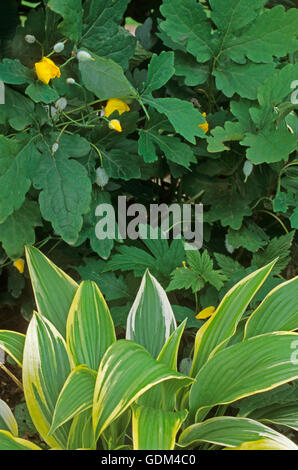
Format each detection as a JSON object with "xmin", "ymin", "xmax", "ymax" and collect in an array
[
  {"xmin": 142, "ymin": 51, "xmax": 175, "ymax": 94},
  {"xmin": 80, "ymin": 0, "xmax": 135, "ymax": 70},
  {"xmin": 25, "ymin": 82, "xmax": 59, "ymax": 104},
  {"xmin": 33, "ymin": 144, "xmax": 92, "ymax": 245},
  {"xmin": 0, "ymin": 59, "xmax": 34, "ymax": 84},
  {"xmin": 159, "ymin": 0, "xmax": 213, "ymax": 63},
  {"xmin": 143, "ymin": 96, "xmax": 205, "ymax": 144},
  {"xmin": 0, "ymin": 200, "xmax": 42, "ymax": 259},
  {"xmin": 0, "ymin": 135, "xmax": 41, "ymax": 223},
  {"xmin": 48, "ymin": 0, "xmax": 83, "ymax": 43},
  {"xmin": 79, "ymin": 51, "xmax": 137, "ymax": 101}
]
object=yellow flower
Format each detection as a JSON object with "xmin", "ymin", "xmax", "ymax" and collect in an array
[
  {"xmin": 13, "ymin": 259, "xmax": 25, "ymax": 274},
  {"xmin": 198, "ymin": 112, "xmax": 209, "ymax": 134},
  {"xmin": 182, "ymin": 261, "xmax": 187, "ymax": 268},
  {"xmin": 108, "ymin": 119, "xmax": 122, "ymax": 133},
  {"xmin": 35, "ymin": 57, "xmax": 61, "ymax": 84},
  {"xmin": 105, "ymin": 98, "xmax": 130, "ymax": 117},
  {"xmin": 196, "ymin": 305, "xmax": 215, "ymax": 320}
]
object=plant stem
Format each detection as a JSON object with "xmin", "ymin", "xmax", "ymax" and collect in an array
[{"xmin": 0, "ymin": 363, "xmax": 23, "ymax": 391}]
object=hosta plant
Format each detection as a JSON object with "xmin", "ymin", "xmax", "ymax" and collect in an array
[
  {"xmin": 0, "ymin": 246, "xmax": 297, "ymax": 450},
  {"xmin": 0, "ymin": 0, "xmax": 297, "ymax": 320}
]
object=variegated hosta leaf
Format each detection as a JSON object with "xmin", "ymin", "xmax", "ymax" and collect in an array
[
  {"xmin": 66, "ymin": 281, "xmax": 116, "ymax": 370},
  {"xmin": 132, "ymin": 404, "xmax": 188, "ymax": 450},
  {"xmin": 0, "ymin": 399, "xmax": 18, "ymax": 436},
  {"xmin": 138, "ymin": 320, "xmax": 190, "ymax": 410},
  {"xmin": 93, "ymin": 340, "xmax": 192, "ymax": 441},
  {"xmin": 102, "ymin": 410, "xmax": 131, "ymax": 451},
  {"xmin": 244, "ymin": 276, "xmax": 298, "ymax": 339},
  {"xmin": 190, "ymin": 332, "xmax": 298, "ymax": 422},
  {"xmin": 25, "ymin": 246, "xmax": 78, "ymax": 337},
  {"xmin": 0, "ymin": 430, "xmax": 41, "ymax": 450},
  {"xmin": 126, "ymin": 270, "xmax": 177, "ymax": 358},
  {"xmin": 248, "ymin": 403, "xmax": 298, "ymax": 432},
  {"xmin": 50, "ymin": 365, "xmax": 97, "ymax": 435},
  {"xmin": 227, "ymin": 438, "xmax": 296, "ymax": 450},
  {"xmin": 67, "ymin": 410, "xmax": 95, "ymax": 450},
  {"xmin": 22, "ymin": 313, "xmax": 72, "ymax": 449},
  {"xmin": 190, "ymin": 260, "xmax": 275, "ymax": 377},
  {"xmin": 0, "ymin": 330, "xmax": 25, "ymax": 367},
  {"xmin": 178, "ymin": 416, "xmax": 297, "ymax": 450}
]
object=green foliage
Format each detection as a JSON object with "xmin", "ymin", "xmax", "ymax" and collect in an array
[
  {"xmin": 0, "ymin": 247, "xmax": 297, "ymax": 450},
  {"xmin": 0, "ymin": 1, "xmax": 297, "ymax": 450}
]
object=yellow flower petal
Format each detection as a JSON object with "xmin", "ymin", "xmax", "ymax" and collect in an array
[
  {"xmin": 198, "ymin": 112, "xmax": 209, "ymax": 134},
  {"xmin": 13, "ymin": 259, "xmax": 25, "ymax": 274},
  {"xmin": 108, "ymin": 119, "xmax": 122, "ymax": 132},
  {"xmin": 35, "ymin": 57, "xmax": 61, "ymax": 84},
  {"xmin": 196, "ymin": 306, "xmax": 216, "ymax": 320},
  {"xmin": 105, "ymin": 98, "xmax": 130, "ymax": 117}
]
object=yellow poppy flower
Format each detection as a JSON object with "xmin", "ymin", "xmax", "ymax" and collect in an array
[
  {"xmin": 108, "ymin": 119, "xmax": 122, "ymax": 133},
  {"xmin": 13, "ymin": 259, "xmax": 25, "ymax": 274},
  {"xmin": 35, "ymin": 57, "xmax": 61, "ymax": 85},
  {"xmin": 196, "ymin": 305, "xmax": 216, "ymax": 320},
  {"xmin": 198, "ymin": 112, "xmax": 209, "ymax": 134},
  {"xmin": 105, "ymin": 98, "xmax": 130, "ymax": 118}
]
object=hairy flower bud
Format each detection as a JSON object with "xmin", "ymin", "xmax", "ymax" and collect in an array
[
  {"xmin": 25, "ymin": 34, "xmax": 36, "ymax": 44},
  {"xmin": 52, "ymin": 142, "xmax": 59, "ymax": 153},
  {"xmin": 53, "ymin": 42, "xmax": 65, "ymax": 53},
  {"xmin": 55, "ymin": 97, "xmax": 67, "ymax": 111},
  {"xmin": 243, "ymin": 160, "xmax": 253, "ymax": 179},
  {"xmin": 77, "ymin": 50, "xmax": 92, "ymax": 61},
  {"xmin": 95, "ymin": 167, "xmax": 109, "ymax": 188},
  {"xmin": 66, "ymin": 77, "xmax": 76, "ymax": 85}
]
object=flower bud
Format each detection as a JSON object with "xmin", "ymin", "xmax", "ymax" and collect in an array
[
  {"xmin": 52, "ymin": 142, "xmax": 59, "ymax": 153},
  {"xmin": 55, "ymin": 97, "xmax": 67, "ymax": 111},
  {"xmin": 53, "ymin": 42, "xmax": 65, "ymax": 53},
  {"xmin": 225, "ymin": 236, "xmax": 234, "ymax": 254},
  {"xmin": 66, "ymin": 77, "xmax": 76, "ymax": 85},
  {"xmin": 243, "ymin": 160, "xmax": 253, "ymax": 182},
  {"xmin": 95, "ymin": 167, "xmax": 109, "ymax": 188},
  {"xmin": 77, "ymin": 50, "xmax": 92, "ymax": 61},
  {"xmin": 50, "ymin": 106, "xmax": 59, "ymax": 118},
  {"xmin": 13, "ymin": 259, "xmax": 25, "ymax": 274},
  {"xmin": 25, "ymin": 34, "xmax": 36, "ymax": 44}
]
